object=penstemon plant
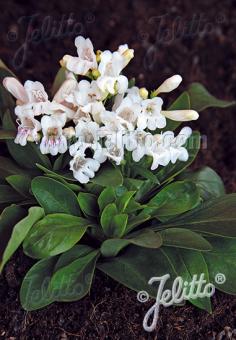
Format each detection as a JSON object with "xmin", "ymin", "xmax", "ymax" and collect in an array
[{"xmin": 0, "ymin": 36, "xmax": 235, "ymax": 313}]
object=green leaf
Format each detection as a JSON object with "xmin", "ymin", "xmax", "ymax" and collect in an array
[
  {"xmin": 0, "ymin": 205, "xmax": 26, "ymax": 258},
  {"xmin": 0, "ymin": 156, "xmax": 25, "ymax": 179},
  {"xmin": 163, "ymin": 248, "xmax": 212, "ymax": 312},
  {"xmin": 203, "ymin": 238, "xmax": 236, "ymax": 295},
  {"xmin": 154, "ymin": 194, "xmax": 236, "ymax": 238},
  {"xmin": 188, "ymin": 82, "xmax": 235, "ymax": 112},
  {"xmin": 6, "ymin": 174, "xmax": 32, "ymax": 197},
  {"xmin": 78, "ymin": 192, "xmax": 98, "ymax": 217},
  {"xmin": 98, "ymin": 187, "xmax": 116, "ymax": 212},
  {"xmin": 101, "ymin": 229, "xmax": 162, "ymax": 257},
  {"xmin": 6, "ymin": 141, "xmax": 52, "ymax": 170},
  {"xmin": 145, "ymin": 181, "xmax": 200, "ymax": 221},
  {"xmin": 112, "ymin": 214, "xmax": 128, "ymax": 237},
  {"xmin": 31, "ymin": 177, "xmax": 81, "ymax": 215},
  {"xmin": 100, "ymin": 203, "xmax": 118, "ymax": 236},
  {"xmin": 20, "ymin": 256, "xmax": 58, "ymax": 311},
  {"xmin": 36, "ymin": 163, "xmax": 78, "ymax": 183},
  {"xmin": 164, "ymin": 91, "xmax": 191, "ymax": 131},
  {"xmin": 91, "ymin": 163, "xmax": 123, "ymax": 187},
  {"xmin": 49, "ymin": 249, "xmax": 99, "ymax": 301},
  {"xmin": 178, "ymin": 167, "xmax": 225, "ymax": 200},
  {"xmin": 0, "ymin": 207, "xmax": 44, "ymax": 272},
  {"xmin": 0, "ymin": 185, "xmax": 23, "ymax": 203},
  {"xmin": 0, "ymin": 129, "xmax": 15, "ymax": 139},
  {"xmin": 116, "ymin": 191, "xmax": 135, "ymax": 212},
  {"xmin": 161, "ymin": 228, "xmax": 212, "ymax": 251},
  {"xmin": 98, "ymin": 246, "xmax": 177, "ymax": 298},
  {"xmin": 126, "ymin": 212, "xmax": 151, "ymax": 233},
  {"xmin": 51, "ymin": 67, "xmax": 67, "ymax": 96},
  {"xmin": 23, "ymin": 213, "xmax": 90, "ymax": 259}
]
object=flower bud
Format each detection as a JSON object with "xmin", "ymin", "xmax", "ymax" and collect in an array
[
  {"xmin": 96, "ymin": 50, "xmax": 102, "ymax": 63},
  {"xmin": 139, "ymin": 87, "xmax": 149, "ymax": 99},
  {"xmin": 92, "ymin": 69, "xmax": 101, "ymax": 79},
  {"xmin": 63, "ymin": 127, "xmax": 76, "ymax": 139},
  {"xmin": 123, "ymin": 48, "xmax": 134, "ymax": 66},
  {"xmin": 162, "ymin": 109, "xmax": 199, "ymax": 121},
  {"xmin": 60, "ymin": 55, "xmax": 70, "ymax": 68},
  {"xmin": 155, "ymin": 75, "xmax": 182, "ymax": 95}
]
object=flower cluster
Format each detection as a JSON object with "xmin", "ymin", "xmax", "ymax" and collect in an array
[{"xmin": 3, "ymin": 36, "xmax": 199, "ymax": 183}]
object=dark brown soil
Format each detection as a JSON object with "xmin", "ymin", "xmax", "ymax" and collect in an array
[{"xmin": 0, "ymin": 0, "xmax": 236, "ymax": 339}]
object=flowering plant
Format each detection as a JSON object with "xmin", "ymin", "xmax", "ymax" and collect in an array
[{"xmin": 0, "ymin": 37, "xmax": 235, "ymax": 313}]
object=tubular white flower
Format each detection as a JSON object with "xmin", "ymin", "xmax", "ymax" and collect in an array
[
  {"xmin": 15, "ymin": 111, "xmax": 41, "ymax": 146},
  {"xmin": 40, "ymin": 113, "xmax": 67, "ymax": 156},
  {"xmin": 137, "ymin": 97, "xmax": 166, "ymax": 131},
  {"xmin": 124, "ymin": 130, "xmax": 154, "ymax": 162},
  {"xmin": 82, "ymin": 101, "xmax": 106, "ymax": 124},
  {"xmin": 61, "ymin": 36, "xmax": 97, "ymax": 75},
  {"xmin": 161, "ymin": 109, "xmax": 199, "ymax": 122},
  {"xmin": 148, "ymin": 127, "xmax": 192, "ymax": 170},
  {"xmin": 155, "ymin": 75, "xmax": 182, "ymax": 95},
  {"xmin": 4, "ymin": 77, "xmax": 49, "ymax": 116},
  {"xmin": 70, "ymin": 150, "xmax": 100, "ymax": 184},
  {"xmin": 126, "ymin": 86, "xmax": 143, "ymax": 104},
  {"xmin": 115, "ymin": 97, "xmax": 141, "ymax": 131},
  {"xmin": 69, "ymin": 120, "xmax": 100, "ymax": 156}
]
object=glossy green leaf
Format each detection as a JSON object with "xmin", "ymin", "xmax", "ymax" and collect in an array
[
  {"xmin": 0, "ymin": 205, "xmax": 26, "ymax": 258},
  {"xmin": 23, "ymin": 213, "xmax": 90, "ymax": 258},
  {"xmin": 98, "ymin": 246, "xmax": 177, "ymax": 297},
  {"xmin": 203, "ymin": 238, "xmax": 236, "ymax": 295},
  {"xmin": 145, "ymin": 181, "xmax": 200, "ymax": 221},
  {"xmin": 50, "ymin": 249, "xmax": 99, "ymax": 301},
  {"xmin": 100, "ymin": 203, "xmax": 118, "ymax": 236},
  {"xmin": 98, "ymin": 187, "xmax": 116, "ymax": 212},
  {"xmin": 0, "ymin": 207, "xmax": 44, "ymax": 272},
  {"xmin": 7, "ymin": 141, "xmax": 51, "ymax": 170},
  {"xmin": 91, "ymin": 163, "xmax": 123, "ymax": 187},
  {"xmin": 0, "ymin": 129, "xmax": 15, "ymax": 139},
  {"xmin": 20, "ymin": 256, "xmax": 58, "ymax": 311},
  {"xmin": 0, "ymin": 156, "xmax": 25, "ymax": 179},
  {"xmin": 0, "ymin": 185, "xmax": 23, "ymax": 203},
  {"xmin": 6, "ymin": 174, "xmax": 32, "ymax": 197},
  {"xmin": 78, "ymin": 192, "xmax": 98, "ymax": 217},
  {"xmin": 154, "ymin": 194, "xmax": 236, "ymax": 238},
  {"xmin": 116, "ymin": 191, "xmax": 135, "ymax": 212},
  {"xmin": 178, "ymin": 166, "xmax": 225, "ymax": 200},
  {"xmin": 161, "ymin": 228, "xmax": 212, "ymax": 251},
  {"xmin": 188, "ymin": 82, "xmax": 235, "ymax": 112},
  {"xmin": 163, "ymin": 248, "xmax": 212, "ymax": 312},
  {"xmin": 31, "ymin": 177, "xmax": 81, "ymax": 215},
  {"xmin": 112, "ymin": 214, "xmax": 128, "ymax": 237}
]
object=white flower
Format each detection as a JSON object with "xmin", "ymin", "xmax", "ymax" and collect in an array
[
  {"xmin": 62, "ymin": 36, "xmax": 97, "ymax": 75},
  {"xmin": 52, "ymin": 78, "xmax": 77, "ymax": 119},
  {"xmin": 126, "ymin": 86, "xmax": 144, "ymax": 104},
  {"xmin": 137, "ymin": 97, "xmax": 166, "ymax": 130},
  {"xmin": 148, "ymin": 127, "xmax": 192, "ymax": 170},
  {"xmin": 124, "ymin": 130, "xmax": 153, "ymax": 162},
  {"xmin": 100, "ymin": 110, "xmax": 127, "ymax": 135},
  {"xmin": 70, "ymin": 150, "xmax": 100, "ymax": 184},
  {"xmin": 15, "ymin": 111, "xmax": 41, "ymax": 146},
  {"xmin": 96, "ymin": 74, "xmax": 128, "ymax": 95},
  {"xmin": 40, "ymin": 114, "xmax": 67, "ymax": 156},
  {"xmin": 82, "ymin": 101, "xmax": 106, "ymax": 124},
  {"xmin": 94, "ymin": 138, "xmax": 124, "ymax": 166},
  {"xmin": 115, "ymin": 96, "xmax": 141, "ymax": 131},
  {"xmin": 97, "ymin": 47, "xmax": 132, "ymax": 94},
  {"xmin": 3, "ymin": 77, "xmax": 49, "ymax": 116},
  {"xmin": 69, "ymin": 121, "xmax": 100, "ymax": 156}
]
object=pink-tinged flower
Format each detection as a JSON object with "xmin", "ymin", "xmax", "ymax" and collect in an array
[{"xmin": 61, "ymin": 36, "xmax": 97, "ymax": 75}]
